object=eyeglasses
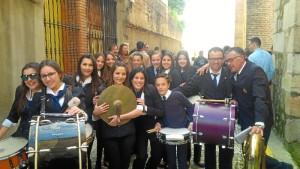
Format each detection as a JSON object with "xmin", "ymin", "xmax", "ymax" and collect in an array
[
  {"xmin": 40, "ymin": 72, "xmax": 57, "ymax": 80},
  {"xmin": 21, "ymin": 73, "xmax": 38, "ymax": 81},
  {"xmin": 208, "ymin": 57, "xmax": 224, "ymax": 61},
  {"xmin": 225, "ymin": 55, "xmax": 240, "ymax": 64}
]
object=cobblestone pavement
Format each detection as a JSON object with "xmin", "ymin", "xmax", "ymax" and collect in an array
[{"xmin": 90, "ymin": 126, "xmax": 244, "ymax": 169}]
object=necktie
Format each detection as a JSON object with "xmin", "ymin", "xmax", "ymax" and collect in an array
[
  {"xmin": 162, "ymin": 96, "xmax": 166, "ymax": 101},
  {"xmin": 155, "ymin": 68, "xmax": 160, "ymax": 76},
  {"xmin": 47, "ymin": 85, "xmax": 67, "ymax": 112},
  {"xmin": 236, "ymin": 74, "xmax": 240, "ymax": 81},
  {"xmin": 212, "ymin": 73, "xmax": 218, "ymax": 88}
]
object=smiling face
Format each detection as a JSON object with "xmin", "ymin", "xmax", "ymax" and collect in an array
[
  {"xmin": 132, "ymin": 55, "xmax": 143, "ymax": 68},
  {"xmin": 151, "ymin": 53, "xmax": 161, "ymax": 69},
  {"xmin": 113, "ymin": 66, "xmax": 127, "ymax": 85},
  {"xmin": 131, "ymin": 72, "xmax": 145, "ymax": 92},
  {"xmin": 225, "ymin": 50, "xmax": 245, "ymax": 74},
  {"xmin": 22, "ymin": 68, "xmax": 41, "ymax": 92},
  {"xmin": 208, "ymin": 51, "xmax": 224, "ymax": 73},
  {"xmin": 106, "ymin": 54, "xmax": 116, "ymax": 68},
  {"xmin": 178, "ymin": 55, "xmax": 187, "ymax": 68},
  {"xmin": 162, "ymin": 55, "xmax": 172, "ymax": 70},
  {"xmin": 80, "ymin": 58, "xmax": 94, "ymax": 79},
  {"xmin": 155, "ymin": 77, "xmax": 170, "ymax": 96},
  {"xmin": 40, "ymin": 65, "xmax": 62, "ymax": 93},
  {"xmin": 96, "ymin": 56, "xmax": 105, "ymax": 70}
]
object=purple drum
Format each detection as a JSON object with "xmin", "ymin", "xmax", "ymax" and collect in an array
[{"xmin": 192, "ymin": 102, "xmax": 236, "ymax": 148}]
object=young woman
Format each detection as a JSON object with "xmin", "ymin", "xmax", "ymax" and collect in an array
[
  {"xmin": 94, "ymin": 52, "xmax": 105, "ymax": 79},
  {"xmin": 73, "ymin": 54, "xmax": 102, "ymax": 169},
  {"xmin": 171, "ymin": 50, "xmax": 198, "ymax": 89},
  {"xmin": 161, "ymin": 52, "xmax": 175, "ymax": 76},
  {"xmin": 102, "ymin": 51, "xmax": 116, "ymax": 82},
  {"xmin": 129, "ymin": 67, "xmax": 164, "ymax": 169},
  {"xmin": 31, "ymin": 59, "xmax": 86, "ymax": 114},
  {"xmin": 93, "ymin": 62, "xmax": 143, "ymax": 169},
  {"xmin": 129, "ymin": 52, "xmax": 144, "ymax": 71},
  {"xmin": 0, "ymin": 62, "xmax": 43, "ymax": 140},
  {"xmin": 145, "ymin": 50, "xmax": 162, "ymax": 85},
  {"xmin": 118, "ymin": 43, "xmax": 129, "ymax": 65},
  {"xmin": 154, "ymin": 74, "xmax": 193, "ymax": 169}
]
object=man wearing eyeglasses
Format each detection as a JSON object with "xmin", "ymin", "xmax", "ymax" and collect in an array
[
  {"xmin": 174, "ymin": 47, "xmax": 233, "ymax": 169},
  {"xmin": 226, "ymin": 47, "xmax": 293, "ymax": 169}
]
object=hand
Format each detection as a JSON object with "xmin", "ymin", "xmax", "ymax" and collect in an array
[
  {"xmin": 229, "ymin": 99, "xmax": 238, "ymax": 106},
  {"xmin": 154, "ymin": 123, "xmax": 161, "ymax": 132},
  {"xmin": 136, "ymin": 98, "xmax": 145, "ymax": 107},
  {"xmin": 249, "ymin": 125, "xmax": 264, "ymax": 136},
  {"xmin": 93, "ymin": 102, "xmax": 109, "ymax": 116},
  {"xmin": 65, "ymin": 106, "xmax": 82, "ymax": 115},
  {"xmin": 93, "ymin": 95, "xmax": 99, "ymax": 105},
  {"xmin": 196, "ymin": 63, "xmax": 209, "ymax": 75},
  {"xmin": 108, "ymin": 115, "xmax": 121, "ymax": 126},
  {"xmin": 188, "ymin": 123, "xmax": 193, "ymax": 131}
]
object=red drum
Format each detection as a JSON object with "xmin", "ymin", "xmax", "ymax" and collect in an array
[
  {"xmin": 28, "ymin": 113, "xmax": 88, "ymax": 169},
  {"xmin": 0, "ymin": 137, "xmax": 28, "ymax": 169},
  {"xmin": 192, "ymin": 102, "xmax": 236, "ymax": 148}
]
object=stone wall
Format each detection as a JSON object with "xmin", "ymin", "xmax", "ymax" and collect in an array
[
  {"xmin": 273, "ymin": 0, "xmax": 300, "ymax": 143},
  {"xmin": 234, "ymin": 0, "xmax": 247, "ymax": 48},
  {"xmin": 0, "ymin": 0, "xmax": 45, "ymax": 117},
  {"xmin": 116, "ymin": 0, "xmax": 182, "ymax": 52}
]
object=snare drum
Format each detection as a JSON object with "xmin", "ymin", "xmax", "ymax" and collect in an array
[
  {"xmin": 157, "ymin": 128, "xmax": 191, "ymax": 145},
  {"xmin": 28, "ymin": 113, "xmax": 87, "ymax": 169},
  {"xmin": 0, "ymin": 137, "xmax": 28, "ymax": 169},
  {"xmin": 193, "ymin": 102, "xmax": 236, "ymax": 148}
]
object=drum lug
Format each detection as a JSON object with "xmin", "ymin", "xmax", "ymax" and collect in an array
[
  {"xmin": 66, "ymin": 118, "xmax": 76, "ymax": 123},
  {"xmin": 198, "ymin": 132, "xmax": 203, "ymax": 136},
  {"xmin": 229, "ymin": 137, "xmax": 234, "ymax": 140},
  {"xmin": 222, "ymin": 135, "xmax": 227, "ymax": 139},
  {"xmin": 40, "ymin": 120, "xmax": 51, "ymax": 125},
  {"xmin": 66, "ymin": 145, "xmax": 89, "ymax": 150},
  {"xmin": 223, "ymin": 118, "xmax": 235, "ymax": 121}
]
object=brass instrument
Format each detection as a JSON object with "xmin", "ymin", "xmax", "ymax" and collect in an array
[{"xmin": 243, "ymin": 133, "xmax": 266, "ymax": 169}]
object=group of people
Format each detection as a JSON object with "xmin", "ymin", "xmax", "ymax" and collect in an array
[{"xmin": 0, "ymin": 38, "xmax": 293, "ymax": 169}]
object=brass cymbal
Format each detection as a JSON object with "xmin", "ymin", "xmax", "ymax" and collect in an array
[{"xmin": 97, "ymin": 85, "xmax": 136, "ymax": 125}]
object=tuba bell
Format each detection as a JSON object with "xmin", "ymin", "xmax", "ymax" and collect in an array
[{"xmin": 243, "ymin": 133, "xmax": 266, "ymax": 169}]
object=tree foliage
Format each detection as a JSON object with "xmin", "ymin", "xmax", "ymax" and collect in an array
[{"xmin": 168, "ymin": 0, "xmax": 185, "ymax": 15}]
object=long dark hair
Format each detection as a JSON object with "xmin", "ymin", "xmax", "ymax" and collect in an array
[
  {"xmin": 175, "ymin": 50, "xmax": 191, "ymax": 69},
  {"xmin": 17, "ymin": 62, "xmax": 42, "ymax": 112},
  {"xmin": 40, "ymin": 59, "xmax": 63, "ymax": 81},
  {"xmin": 75, "ymin": 54, "xmax": 102, "ymax": 94},
  {"xmin": 129, "ymin": 67, "xmax": 150, "ymax": 95},
  {"xmin": 102, "ymin": 51, "xmax": 116, "ymax": 82},
  {"xmin": 106, "ymin": 62, "xmax": 129, "ymax": 87}
]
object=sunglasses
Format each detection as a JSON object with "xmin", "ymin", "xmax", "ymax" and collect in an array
[{"xmin": 21, "ymin": 73, "xmax": 38, "ymax": 81}]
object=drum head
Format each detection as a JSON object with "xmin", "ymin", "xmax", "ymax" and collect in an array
[
  {"xmin": 86, "ymin": 123, "xmax": 92, "ymax": 136},
  {"xmin": 160, "ymin": 128, "xmax": 190, "ymax": 135},
  {"xmin": 0, "ymin": 137, "xmax": 27, "ymax": 158}
]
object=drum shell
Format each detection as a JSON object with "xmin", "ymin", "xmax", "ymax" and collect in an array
[
  {"xmin": 157, "ymin": 128, "xmax": 191, "ymax": 145},
  {"xmin": 0, "ymin": 137, "xmax": 28, "ymax": 169},
  {"xmin": 193, "ymin": 102, "xmax": 235, "ymax": 148},
  {"xmin": 28, "ymin": 114, "xmax": 87, "ymax": 169}
]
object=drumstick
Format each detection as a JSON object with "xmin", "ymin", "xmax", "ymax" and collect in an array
[
  {"xmin": 147, "ymin": 129, "xmax": 157, "ymax": 133},
  {"xmin": 199, "ymin": 98, "xmax": 226, "ymax": 103}
]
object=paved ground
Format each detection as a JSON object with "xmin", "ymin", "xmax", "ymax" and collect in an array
[{"xmin": 88, "ymin": 125, "xmax": 298, "ymax": 169}]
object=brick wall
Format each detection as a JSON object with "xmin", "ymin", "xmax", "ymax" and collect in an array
[{"xmin": 246, "ymin": 0, "xmax": 274, "ymax": 50}]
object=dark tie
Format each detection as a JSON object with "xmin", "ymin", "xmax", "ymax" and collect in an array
[
  {"xmin": 236, "ymin": 74, "xmax": 240, "ymax": 82},
  {"xmin": 181, "ymin": 71, "xmax": 186, "ymax": 81},
  {"xmin": 162, "ymin": 96, "xmax": 166, "ymax": 101},
  {"xmin": 156, "ymin": 68, "xmax": 159, "ymax": 76},
  {"xmin": 47, "ymin": 85, "xmax": 67, "ymax": 112},
  {"xmin": 212, "ymin": 73, "xmax": 218, "ymax": 88}
]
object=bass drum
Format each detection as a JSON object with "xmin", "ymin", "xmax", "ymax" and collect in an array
[
  {"xmin": 28, "ymin": 113, "xmax": 87, "ymax": 169},
  {"xmin": 193, "ymin": 102, "xmax": 236, "ymax": 148}
]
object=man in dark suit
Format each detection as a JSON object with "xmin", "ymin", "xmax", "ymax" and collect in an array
[
  {"xmin": 226, "ymin": 47, "xmax": 293, "ymax": 169},
  {"xmin": 175, "ymin": 47, "xmax": 233, "ymax": 169}
]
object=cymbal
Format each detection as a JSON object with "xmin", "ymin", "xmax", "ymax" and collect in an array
[{"xmin": 97, "ymin": 85, "xmax": 136, "ymax": 125}]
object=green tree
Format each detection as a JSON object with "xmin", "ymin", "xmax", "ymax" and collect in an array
[{"xmin": 168, "ymin": 0, "xmax": 185, "ymax": 15}]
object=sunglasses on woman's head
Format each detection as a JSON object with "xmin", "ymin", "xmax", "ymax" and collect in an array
[{"xmin": 21, "ymin": 73, "xmax": 38, "ymax": 81}]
